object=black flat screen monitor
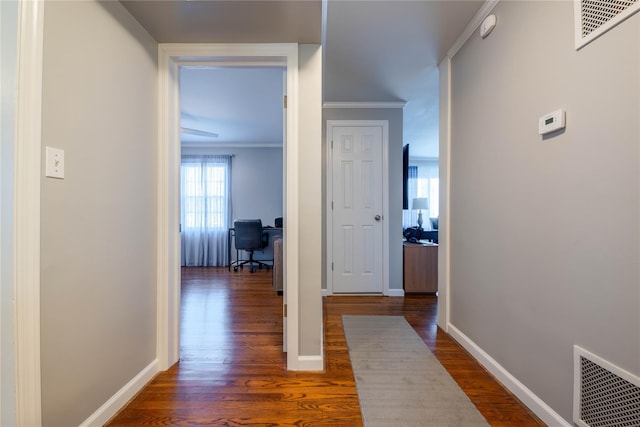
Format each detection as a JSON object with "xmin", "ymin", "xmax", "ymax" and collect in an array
[{"xmin": 402, "ymin": 144, "xmax": 409, "ymax": 210}]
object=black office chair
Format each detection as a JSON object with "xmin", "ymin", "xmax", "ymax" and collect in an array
[{"xmin": 233, "ymin": 219, "xmax": 269, "ymax": 273}]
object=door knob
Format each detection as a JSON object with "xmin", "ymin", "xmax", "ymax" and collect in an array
[{"xmin": 374, "ymin": 215, "xmax": 381, "ymax": 221}]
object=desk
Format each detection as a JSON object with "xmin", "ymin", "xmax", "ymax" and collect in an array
[
  {"xmin": 403, "ymin": 241, "xmax": 438, "ymax": 293},
  {"xmin": 228, "ymin": 227, "xmax": 283, "ymax": 271}
]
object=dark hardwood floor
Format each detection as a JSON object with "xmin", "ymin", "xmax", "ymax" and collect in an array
[{"xmin": 106, "ymin": 267, "xmax": 544, "ymax": 426}]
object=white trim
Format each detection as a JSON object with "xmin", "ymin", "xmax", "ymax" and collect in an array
[
  {"xmin": 437, "ymin": 57, "xmax": 451, "ymax": 331},
  {"xmin": 410, "ymin": 156, "xmax": 439, "ymax": 162},
  {"xmin": 448, "ymin": 324, "xmax": 571, "ymax": 427},
  {"xmin": 323, "ymin": 102, "xmax": 406, "ymax": 109},
  {"xmin": 181, "ymin": 142, "xmax": 283, "ymax": 149},
  {"xmin": 386, "ymin": 289, "xmax": 405, "ymax": 297},
  {"xmin": 296, "ymin": 355, "xmax": 324, "ymax": 371},
  {"xmin": 283, "ymin": 47, "xmax": 300, "ymax": 371},
  {"xmin": 157, "ymin": 43, "xmax": 301, "ymax": 371},
  {"xmin": 325, "ymin": 120, "xmax": 390, "ymax": 296},
  {"xmin": 79, "ymin": 360, "xmax": 159, "ymax": 427},
  {"xmin": 14, "ymin": 0, "xmax": 44, "ymax": 425},
  {"xmin": 447, "ymin": 0, "xmax": 500, "ymax": 59},
  {"xmin": 179, "ymin": 60, "xmax": 285, "ymax": 68},
  {"xmin": 156, "ymin": 45, "xmax": 181, "ymax": 371}
]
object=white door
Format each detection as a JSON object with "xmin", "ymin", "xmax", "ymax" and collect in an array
[{"xmin": 331, "ymin": 125, "xmax": 384, "ymax": 293}]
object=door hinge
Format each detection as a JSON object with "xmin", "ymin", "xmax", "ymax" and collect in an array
[
  {"xmin": 331, "ymin": 201, "xmax": 334, "ymax": 210},
  {"xmin": 331, "ymin": 140, "xmax": 333, "ymax": 149},
  {"xmin": 283, "ymin": 95, "xmax": 287, "ymax": 108},
  {"xmin": 283, "ymin": 304, "xmax": 287, "ymax": 317},
  {"xmin": 331, "ymin": 262, "xmax": 334, "ymax": 271}
]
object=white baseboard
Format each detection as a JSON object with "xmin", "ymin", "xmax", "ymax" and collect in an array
[
  {"xmin": 296, "ymin": 355, "xmax": 324, "ymax": 371},
  {"xmin": 321, "ymin": 287, "xmax": 405, "ymax": 297},
  {"xmin": 386, "ymin": 288, "xmax": 405, "ymax": 297},
  {"xmin": 447, "ymin": 324, "xmax": 570, "ymax": 427},
  {"xmin": 79, "ymin": 359, "xmax": 160, "ymax": 427}
]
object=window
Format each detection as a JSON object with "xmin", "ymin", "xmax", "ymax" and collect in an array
[
  {"xmin": 181, "ymin": 159, "xmax": 229, "ymax": 230},
  {"xmin": 180, "ymin": 155, "xmax": 231, "ymax": 266},
  {"xmin": 403, "ymin": 160, "xmax": 439, "ymax": 229}
]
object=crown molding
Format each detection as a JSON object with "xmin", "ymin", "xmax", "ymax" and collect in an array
[{"xmin": 447, "ymin": 0, "xmax": 500, "ymax": 59}]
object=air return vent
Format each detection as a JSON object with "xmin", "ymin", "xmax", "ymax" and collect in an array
[
  {"xmin": 575, "ymin": 0, "xmax": 640, "ymax": 49},
  {"xmin": 574, "ymin": 346, "xmax": 640, "ymax": 427}
]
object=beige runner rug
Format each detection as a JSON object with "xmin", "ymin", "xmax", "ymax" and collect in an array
[{"xmin": 342, "ymin": 315, "xmax": 490, "ymax": 427}]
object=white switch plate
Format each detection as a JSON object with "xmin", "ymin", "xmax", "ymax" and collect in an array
[{"xmin": 45, "ymin": 146, "xmax": 65, "ymax": 179}]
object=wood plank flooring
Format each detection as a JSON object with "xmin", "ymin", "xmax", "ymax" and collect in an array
[{"xmin": 106, "ymin": 267, "xmax": 544, "ymax": 426}]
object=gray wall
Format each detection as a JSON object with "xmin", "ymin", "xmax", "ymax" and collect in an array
[
  {"xmin": 322, "ymin": 108, "xmax": 404, "ymax": 292},
  {"xmin": 1, "ymin": 1, "xmax": 18, "ymax": 425},
  {"xmin": 181, "ymin": 146, "xmax": 284, "ymax": 225},
  {"xmin": 40, "ymin": 2, "xmax": 157, "ymax": 426},
  {"xmin": 449, "ymin": 1, "xmax": 639, "ymax": 421}
]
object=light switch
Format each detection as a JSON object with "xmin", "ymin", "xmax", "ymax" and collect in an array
[{"xmin": 45, "ymin": 146, "xmax": 64, "ymax": 179}]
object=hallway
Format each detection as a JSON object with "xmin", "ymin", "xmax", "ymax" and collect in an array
[{"xmin": 106, "ymin": 267, "xmax": 542, "ymax": 426}]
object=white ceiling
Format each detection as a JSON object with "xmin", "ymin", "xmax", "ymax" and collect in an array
[
  {"xmin": 120, "ymin": 0, "xmax": 483, "ymax": 158},
  {"xmin": 180, "ymin": 66, "xmax": 284, "ymax": 147}
]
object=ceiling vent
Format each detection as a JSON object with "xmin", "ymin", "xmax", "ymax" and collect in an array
[
  {"xmin": 575, "ymin": 0, "xmax": 640, "ymax": 49},
  {"xmin": 574, "ymin": 346, "xmax": 640, "ymax": 427}
]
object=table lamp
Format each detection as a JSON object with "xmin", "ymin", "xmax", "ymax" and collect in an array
[{"xmin": 412, "ymin": 197, "xmax": 429, "ymax": 229}]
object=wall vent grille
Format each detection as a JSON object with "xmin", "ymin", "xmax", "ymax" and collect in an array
[
  {"xmin": 575, "ymin": 0, "xmax": 640, "ymax": 49},
  {"xmin": 574, "ymin": 346, "xmax": 640, "ymax": 427}
]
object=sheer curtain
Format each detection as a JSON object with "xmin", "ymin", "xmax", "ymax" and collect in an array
[
  {"xmin": 181, "ymin": 155, "xmax": 232, "ymax": 266},
  {"xmin": 402, "ymin": 160, "xmax": 439, "ymax": 229}
]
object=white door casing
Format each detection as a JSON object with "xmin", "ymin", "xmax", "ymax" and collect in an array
[
  {"xmin": 158, "ymin": 43, "xmax": 301, "ymax": 371},
  {"xmin": 282, "ymin": 70, "xmax": 287, "ymax": 352},
  {"xmin": 327, "ymin": 121, "xmax": 388, "ymax": 294}
]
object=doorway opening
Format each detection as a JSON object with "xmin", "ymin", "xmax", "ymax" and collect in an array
[
  {"xmin": 157, "ymin": 44, "xmax": 301, "ymax": 371},
  {"xmin": 178, "ymin": 64, "xmax": 285, "ymax": 360}
]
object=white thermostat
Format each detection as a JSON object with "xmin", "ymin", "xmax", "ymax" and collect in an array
[{"xmin": 538, "ymin": 109, "xmax": 566, "ymax": 135}]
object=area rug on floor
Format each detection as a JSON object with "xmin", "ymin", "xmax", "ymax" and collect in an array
[{"xmin": 342, "ymin": 315, "xmax": 490, "ymax": 427}]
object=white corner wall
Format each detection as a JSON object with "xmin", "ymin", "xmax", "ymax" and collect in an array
[
  {"xmin": 297, "ymin": 44, "xmax": 323, "ymax": 358},
  {"xmin": 448, "ymin": 0, "xmax": 639, "ymax": 423},
  {"xmin": 40, "ymin": 2, "xmax": 158, "ymax": 426}
]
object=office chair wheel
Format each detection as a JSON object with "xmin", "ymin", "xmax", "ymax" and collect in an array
[{"xmin": 233, "ymin": 266, "xmax": 238, "ymax": 272}]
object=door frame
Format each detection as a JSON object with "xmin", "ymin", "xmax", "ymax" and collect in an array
[
  {"xmin": 157, "ymin": 43, "xmax": 301, "ymax": 370},
  {"xmin": 13, "ymin": 0, "xmax": 44, "ymax": 424},
  {"xmin": 325, "ymin": 120, "xmax": 390, "ymax": 295}
]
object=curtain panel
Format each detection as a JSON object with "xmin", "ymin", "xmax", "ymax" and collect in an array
[{"xmin": 180, "ymin": 155, "xmax": 232, "ymax": 266}]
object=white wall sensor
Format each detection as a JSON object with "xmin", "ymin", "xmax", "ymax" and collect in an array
[
  {"xmin": 538, "ymin": 109, "xmax": 566, "ymax": 135},
  {"xmin": 480, "ymin": 15, "xmax": 497, "ymax": 39}
]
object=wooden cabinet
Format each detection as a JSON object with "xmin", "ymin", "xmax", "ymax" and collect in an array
[{"xmin": 403, "ymin": 242, "xmax": 438, "ymax": 293}]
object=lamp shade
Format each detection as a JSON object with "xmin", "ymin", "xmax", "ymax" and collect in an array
[{"xmin": 412, "ymin": 197, "xmax": 428, "ymax": 210}]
